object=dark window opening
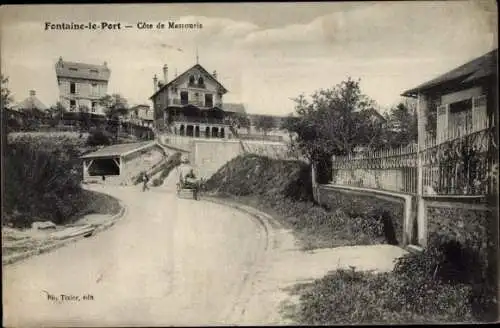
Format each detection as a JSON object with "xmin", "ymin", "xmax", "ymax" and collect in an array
[
  {"xmin": 70, "ymin": 82, "xmax": 76, "ymax": 94},
  {"xmin": 449, "ymin": 98, "xmax": 472, "ymax": 114},
  {"xmin": 180, "ymin": 91, "xmax": 189, "ymax": 105},
  {"xmin": 205, "ymin": 94, "xmax": 213, "ymax": 107},
  {"xmin": 70, "ymin": 100, "xmax": 76, "ymax": 111},
  {"xmin": 189, "ymin": 75, "xmax": 195, "ymax": 85}
]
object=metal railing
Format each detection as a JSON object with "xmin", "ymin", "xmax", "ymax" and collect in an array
[
  {"xmin": 332, "ymin": 144, "xmax": 418, "ymax": 194},
  {"xmin": 171, "ymin": 115, "xmax": 228, "ymax": 125},
  {"xmin": 171, "ymin": 99, "xmax": 206, "ymax": 107}
]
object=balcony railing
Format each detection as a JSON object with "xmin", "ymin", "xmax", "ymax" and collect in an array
[
  {"xmin": 171, "ymin": 99, "xmax": 207, "ymax": 107},
  {"xmin": 171, "ymin": 115, "xmax": 228, "ymax": 125},
  {"xmin": 188, "ymin": 82, "xmax": 206, "ymax": 89}
]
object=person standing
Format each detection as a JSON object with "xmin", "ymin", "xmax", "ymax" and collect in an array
[{"xmin": 142, "ymin": 173, "xmax": 150, "ymax": 192}]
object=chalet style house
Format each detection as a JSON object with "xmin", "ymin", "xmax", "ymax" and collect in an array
[
  {"xmin": 149, "ymin": 63, "xmax": 244, "ymax": 139},
  {"xmin": 55, "ymin": 57, "xmax": 110, "ymax": 115}
]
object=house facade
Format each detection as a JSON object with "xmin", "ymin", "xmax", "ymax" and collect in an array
[
  {"xmin": 402, "ymin": 49, "xmax": 497, "ymax": 147},
  {"xmin": 150, "ymin": 63, "xmax": 243, "ymax": 139},
  {"xmin": 55, "ymin": 57, "xmax": 110, "ymax": 115},
  {"xmin": 401, "ymin": 49, "xmax": 497, "ymax": 197},
  {"xmin": 124, "ymin": 104, "xmax": 154, "ymax": 128}
]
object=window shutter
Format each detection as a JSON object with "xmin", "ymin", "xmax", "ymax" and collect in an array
[
  {"xmin": 472, "ymin": 95, "xmax": 487, "ymax": 131},
  {"xmin": 436, "ymin": 104, "xmax": 449, "ymax": 143}
]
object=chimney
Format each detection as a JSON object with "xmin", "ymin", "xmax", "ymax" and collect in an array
[
  {"xmin": 29, "ymin": 90, "xmax": 36, "ymax": 96},
  {"xmin": 103, "ymin": 61, "xmax": 108, "ymax": 67},
  {"xmin": 162, "ymin": 64, "xmax": 168, "ymax": 84},
  {"xmin": 153, "ymin": 74, "xmax": 158, "ymax": 92},
  {"xmin": 213, "ymin": 70, "xmax": 217, "ymax": 79}
]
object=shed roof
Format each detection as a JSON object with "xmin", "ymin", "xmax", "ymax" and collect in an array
[
  {"xmin": 401, "ymin": 48, "xmax": 498, "ymax": 97},
  {"xmin": 81, "ymin": 141, "xmax": 156, "ymax": 159}
]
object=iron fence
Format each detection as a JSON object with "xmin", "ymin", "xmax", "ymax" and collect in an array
[{"xmin": 332, "ymin": 144, "xmax": 418, "ymax": 194}]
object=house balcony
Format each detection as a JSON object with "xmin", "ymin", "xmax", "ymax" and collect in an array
[
  {"xmin": 170, "ymin": 98, "xmax": 219, "ymax": 108},
  {"xmin": 170, "ymin": 115, "xmax": 230, "ymax": 125}
]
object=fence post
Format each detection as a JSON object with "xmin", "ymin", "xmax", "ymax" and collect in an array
[
  {"xmin": 311, "ymin": 162, "xmax": 319, "ymax": 203},
  {"xmin": 415, "ymin": 92, "xmax": 428, "ymax": 247}
]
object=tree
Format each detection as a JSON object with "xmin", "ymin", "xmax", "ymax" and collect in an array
[
  {"xmin": 233, "ymin": 112, "xmax": 251, "ymax": 133},
  {"xmin": 1, "ymin": 74, "xmax": 14, "ymax": 109},
  {"xmin": 99, "ymin": 94, "xmax": 129, "ymax": 140},
  {"xmin": 282, "ymin": 77, "xmax": 386, "ymax": 183},
  {"xmin": 100, "ymin": 94, "xmax": 129, "ymax": 118},
  {"xmin": 254, "ymin": 114, "xmax": 276, "ymax": 135},
  {"xmin": 47, "ymin": 102, "xmax": 66, "ymax": 127},
  {"xmin": 386, "ymin": 101, "xmax": 418, "ymax": 146}
]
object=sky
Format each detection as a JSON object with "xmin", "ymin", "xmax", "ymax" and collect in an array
[{"xmin": 1, "ymin": 1, "xmax": 497, "ymax": 116}]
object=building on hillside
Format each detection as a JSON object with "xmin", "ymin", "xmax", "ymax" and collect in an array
[
  {"xmin": 149, "ymin": 62, "xmax": 245, "ymax": 139},
  {"xmin": 402, "ymin": 48, "xmax": 497, "ymax": 146},
  {"xmin": 55, "ymin": 57, "xmax": 110, "ymax": 115},
  {"xmin": 125, "ymin": 104, "xmax": 154, "ymax": 128},
  {"xmin": 11, "ymin": 90, "xmax": 48, "ymax": 117}
]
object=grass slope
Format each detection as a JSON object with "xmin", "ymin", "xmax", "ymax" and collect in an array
[{"xmin": 206, "ymin": 154, "xmax": 392, "ymax": 249}]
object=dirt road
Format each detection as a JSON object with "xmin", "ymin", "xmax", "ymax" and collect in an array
[
  {"xmin": 3, "ymin": 185, "xmax": 269, "ymax": 327},
  {"xmin": 3, "ymin": 183, "xmax": 408, "ymax": 326}
]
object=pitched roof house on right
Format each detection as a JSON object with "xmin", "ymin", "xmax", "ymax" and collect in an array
[{"xmin": 401, "ymin": 49, "xmax": 498, "ymax": 146}]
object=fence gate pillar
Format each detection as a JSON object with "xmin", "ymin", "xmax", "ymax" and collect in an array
[{"xmin": 416, "ymin": 92, "xmax": 428, "ymax": 247}]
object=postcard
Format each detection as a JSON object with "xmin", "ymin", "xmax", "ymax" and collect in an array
[{"xmin": 1, "ymin": 2, "xmax": 498, "ymax": 326}]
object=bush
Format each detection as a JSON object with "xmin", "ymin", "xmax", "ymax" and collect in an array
[
  {"xmin": 287, "ymin": 234, "xmax": 497, "ymax": 325},
  {"xmin": 289, "ymin": 267, "xmax": 475, "ymax": 325},
  {"xmin": 205, "ymin": 154, "xmax": 396, "ymax": 249},
  {"xmin": 3, "ymin": 137, "xmax": 107, "ymax": 228},
  {"xmin": 152, "ymin": 178, "xmax": 162, "ymax": 187},
  {"xmin": 86, "ymin": 129, "xmax": 112, "ymax": 146}
]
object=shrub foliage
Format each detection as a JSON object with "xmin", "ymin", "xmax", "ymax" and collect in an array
[{"xmin": 4, "ymin": 136, "xmax": 113, "ymax": 228}]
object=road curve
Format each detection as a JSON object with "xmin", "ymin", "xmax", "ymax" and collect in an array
[{"xmin": 3, "ymin": 185, "xmax": 269, "ymax": 327}]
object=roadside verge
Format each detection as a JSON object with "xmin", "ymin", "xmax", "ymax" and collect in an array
[{"xmin": 2, "ymin": 200, "xmax": 127, "ymax": 266}]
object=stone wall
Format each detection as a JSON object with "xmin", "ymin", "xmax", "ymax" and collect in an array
[
  {"xmin": 425, "ymin": 201, "xmax": 497, "ymax": 281},
  {"xmin": 121, "ymin": 146, "xmax": 165, "ymax": 184},
  {"xmin": 159, "ymin": 132, "xmax": 295, "ymax": 179},
  {"xmin": 317, "ymin": 186, "xmax": 407, "ymax": 245},
  {"xmin": 192, "ymin": 140, "xmax": 242, "ymax": 179}
]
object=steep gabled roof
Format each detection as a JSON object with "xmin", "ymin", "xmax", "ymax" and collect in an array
[
  {"xmin": 55, "ymin": 58, "xmax": 111, "ymax": 81},
  {"xmin": 401, "ymin": 49, "xmax": 498, "ymax": 97},
  {"xmin": 150, "ymin": 64, "xmax": 228, "ymax": 99}
]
